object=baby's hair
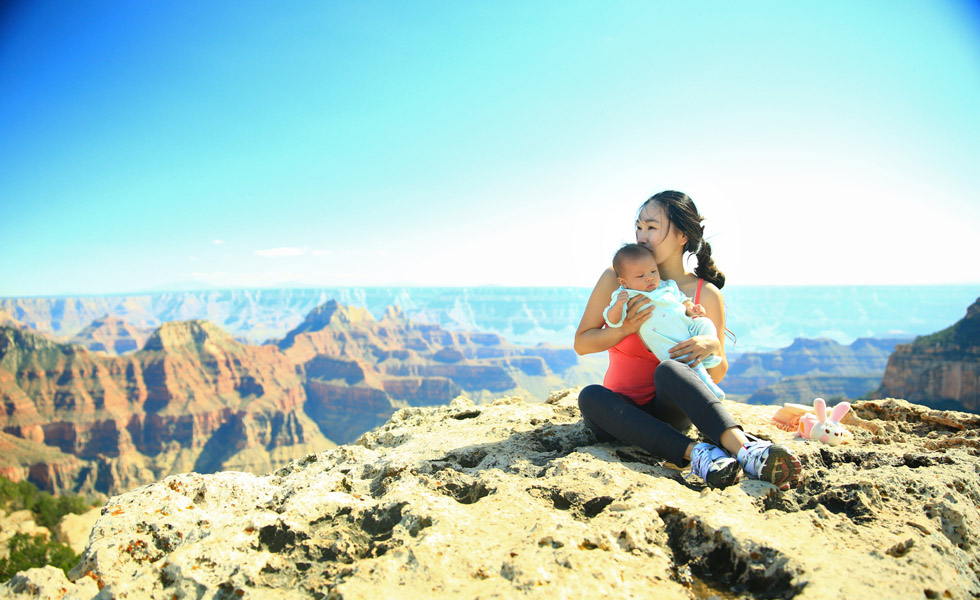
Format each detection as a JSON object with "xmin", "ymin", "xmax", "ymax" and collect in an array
[{"xmin": 612, "ymin": 243, "xmax": 655, "ymax": 278}]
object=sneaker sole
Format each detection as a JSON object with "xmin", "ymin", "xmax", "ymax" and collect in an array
[
  {"xmin": 759, "ymin": 445, "xmax": 802, "ymax": 491},
  {"xmin": 705, "ymin": 459, "xmax": 743, "ymax": 490}
]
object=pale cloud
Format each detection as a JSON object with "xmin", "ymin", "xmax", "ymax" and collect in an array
[
  {"xmin": 311, "ymin": 249, "xmax": 333, "ymax": 256},
  {"xmin": 212, "ymin": 239, "xmax": 225, "ymax": 245},
  {"xmin": 254, "ymin": 247, "xmax": 305, "ymax": 258},
  {"xmin": 339, "ymin": 249, "xmax": 388, "ymax": 256},
  {"xmin": 188, "ymin": 256, "xmax": 198, "ymax": 262}
]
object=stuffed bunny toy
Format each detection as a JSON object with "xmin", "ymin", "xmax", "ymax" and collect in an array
[{"xmin": 797, "ymin": 397, "xmax": 851, "ymax": 446}]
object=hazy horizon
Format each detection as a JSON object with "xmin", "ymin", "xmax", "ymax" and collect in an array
[
  {"xmin": 3, "ymin": 283, "xmax": 976, "ymax": 355},
  {"xmin": 2, "ymin": 281, "xmax": 979, "ymax": 301}
]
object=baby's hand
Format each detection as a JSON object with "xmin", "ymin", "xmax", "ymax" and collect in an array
[
  {"xmin": 616, "ymin": 290, "xmax": 629, "ymax": 303},
  {"xmin": 687, "ymin": 303, "xmax": 707, "ymax": 318}
]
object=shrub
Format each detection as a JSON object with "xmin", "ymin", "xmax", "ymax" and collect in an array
[
  {"xmin": 0, "ymin": 476, "xmax": 92, "ymax": 527},
  {"xmin": 0, "ymin": 475, "xmax": 92, "ymax": 582},
  {"xmin": 0, "ymin": 533, "xmax": 79, "ymax": 583}
]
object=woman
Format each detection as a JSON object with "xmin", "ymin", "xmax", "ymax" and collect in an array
[{"xmin": 575, "ymin": 191, "xmax": 802, "ymax": 490}]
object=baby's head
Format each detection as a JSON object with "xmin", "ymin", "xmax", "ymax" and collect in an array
[{"xmin": 613, "ymin": 243, "xmax": 661, "ymax": 291}]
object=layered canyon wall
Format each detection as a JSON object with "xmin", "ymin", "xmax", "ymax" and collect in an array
[
  {"xmin": 875, "ymin": 298, "xmax": 980, "ymax": 413},
  {"xmin": 0, "ymin": 300, "xmax": 584, "ymax": 497}
]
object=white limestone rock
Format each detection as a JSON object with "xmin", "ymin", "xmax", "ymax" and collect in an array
[
  {"xmin": 0, "ymin": 566, "xmax": 98, "ymax": 600},
  {"xmin": 54, "ymin": 509, "xmax": 102, "ymax": 556},
  {"xmin": 2, "ymin": 390, "xmax": 979, "ymax": 599}
]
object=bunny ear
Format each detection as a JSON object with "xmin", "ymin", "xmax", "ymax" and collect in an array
[
  {"xmin": 830, "ymin": 401, "xmax": 851, "ymax": 421},
  {"xmin": 813, "ymin": 397, "xmax": 827, "ymax": 421}
]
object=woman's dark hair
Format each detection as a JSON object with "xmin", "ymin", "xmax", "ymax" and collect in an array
[{"xmin": 639, "ymin": 190, "xmax": 725, "ymax": 290}]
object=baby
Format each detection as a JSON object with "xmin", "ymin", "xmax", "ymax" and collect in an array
[{"xmin": 603, "ymin": 243, "xmax": 725, "ymax": 399}]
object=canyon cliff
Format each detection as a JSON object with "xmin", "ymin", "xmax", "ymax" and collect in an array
[
  {"xmin": 0, "ymin": 310, "xmax": 20, "ymax": 328},
  {"xmin": 875, "ymin": 297, "xmax": 980, "ymax": 413},
  {"xmin": 724, "ymin": 337, "xmax": 905, "ymax": 404},
  {"xmin": 0, "ymin": 301, "xmax": 589, "ymax": 497},
  {"xmin": 276, "ymin": 300, "xmax": 585, "ymax": 444},
  {"xmin": 2, "ymin": 390, "xmax": 978, "ymax": 599},
  {"xmin": 725, "ymin": 337, "xmax": 902, "ymax": 393},
  {"xmin": 0, "ymin": 321, "xmax": 332, "ymax": 498},
  {"xmin": 68, "ymin": 316, "xmax": 150, "ymax": 355}
]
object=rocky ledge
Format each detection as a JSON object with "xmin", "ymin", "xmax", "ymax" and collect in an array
[{"xmin": 3, "ymin": 391, "xmax": 979, "ymax": 599}]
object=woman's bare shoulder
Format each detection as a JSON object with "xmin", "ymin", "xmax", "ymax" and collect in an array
[
  {"xmin": 700, "ymin": 280, "xmax": 723, "ymax": 296},
  {"xmin": 583, "ymin": 268, "xmax": 619, "ymax": 308},
  {"xmin": 698, "ymin": 281, "xmax": 724, "ymax": 307},
  {"xmin": 593, "ymin": 267, "xmax": 618, "ymax": 290}
]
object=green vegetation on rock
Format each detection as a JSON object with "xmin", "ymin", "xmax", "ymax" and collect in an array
[
  {"xmin": 0, "ymin": 476, "xmax": 91, "ymax": 528},
  {"xmin": 0, "ymin": 475, "xmax": 93, "ymax": 582},
  {"xmin": 0, "ymin": 533, "xmax": 79, "ymax": 583},
  {"xmin": 910, "ymin": 298, "xmax": 980, "ymax": 352}
]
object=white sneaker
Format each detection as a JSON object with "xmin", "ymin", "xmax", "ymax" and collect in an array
[
  {"xmin": 687, "ymin": 443, "xmax": 742, "ymax": 489},
  {"xmin": 736, "ymin": 437, "xmax": 802, "ymax": 490}
]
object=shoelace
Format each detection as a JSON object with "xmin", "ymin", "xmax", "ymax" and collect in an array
[
  {"xmin": 739, "ymin": 434, "xmax": 773, "ymax": 475},
  {"xmin": 684, "ymin": 445, "xmax": 717, "ymax": 481}
]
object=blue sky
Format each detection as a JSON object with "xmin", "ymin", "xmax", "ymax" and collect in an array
[{"xmin": 2, "ymin": 1, "xmax": 979, "ymax": 296}]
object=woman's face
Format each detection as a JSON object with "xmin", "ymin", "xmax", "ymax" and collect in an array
[{"xmin": 635, "ymin": 202, "xmax": 688, "ymax": 264}]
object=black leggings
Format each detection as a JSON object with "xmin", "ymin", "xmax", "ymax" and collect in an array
[{"xmin": 578, "ymin": 360, "xmax": 739, "ymax": 467}]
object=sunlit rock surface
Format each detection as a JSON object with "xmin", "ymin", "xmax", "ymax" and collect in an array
[{"xmin": 3, "ymin": 389, "xmax": 978, "ymax": 599}]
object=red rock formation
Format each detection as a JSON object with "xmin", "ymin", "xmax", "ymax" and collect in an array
[
  {"xmin": 876, "ymin": 298, "xmax": 980, "ymax": 412},
  {"xmin": 70, "ymin": 315, "xmax": 151, "ymax": 354},
  {"xmin": 490, "ymin": 356, "xmax": 548, "ymax": 377},
  {"xmin": 304, "ymin": 381, "xmax": 393, "ymax": 444},
  {"xmin": 878, "ymin": 346, "xmax": 980, "ymax": 412},
  {"xmin": 522, "ymin": 345, "xmax": 579, "ymax": 373},
  {"xmin": 278, "ymin": 301, "xmax": 537, "ymax": 394},
  {"xmin": 0, "ymin": 324, "xmax": 332, "ymax": 495},
  {"xmin": 382, "ymin": 364, "xmax": 516, "ymax": 391},
  {"xmin": 1, "ymin": 298, "xmax": 582, "ymax": 496},
  {"xmin": 304, "ymin": 356, "xmax": 376, "ymax": 385},
  {"xmin": 0, "ymin": 430, "xmax": 82, "ymax": 490},
  {"xmin": 381, "ymin": 377, "xmax": 461, "ymax": 406}
]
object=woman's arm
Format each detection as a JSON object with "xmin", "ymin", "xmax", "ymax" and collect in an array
[
  {"xmin": 667, "ymin": 283, "xmax": 728, "ymax": 382},
  {"xmin": 574, "ymin": 269, "xmax": 653, "ymax": 355}
]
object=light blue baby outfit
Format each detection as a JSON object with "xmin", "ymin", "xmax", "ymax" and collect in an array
[{"xmin": 603, "ymin": 280, "xmax": 725, "ymax": 399}]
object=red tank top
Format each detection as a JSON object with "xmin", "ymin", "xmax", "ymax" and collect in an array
[
  {"xmin": 604, "ymin": 332, "xmax": 660, "ymax": 404},
  {"xmin": 603, "ymin": 278, "xmax": 705, "ymax": 405}
]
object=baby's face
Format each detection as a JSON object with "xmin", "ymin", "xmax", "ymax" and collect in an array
[{"xmin": 618, "ymin": 255, "xmax": 661, "ymax": 291}]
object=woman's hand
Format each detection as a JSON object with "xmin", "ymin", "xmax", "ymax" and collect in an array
[
  {"xmin": 668, "ymin": 335, "xmax": 720, "ymax": 367},
  {"xmin": 619, "ymin": 294, "xmax": 655, "ymax": 335}
]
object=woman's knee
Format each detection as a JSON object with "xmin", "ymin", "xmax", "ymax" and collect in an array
[
  {"xmin": 578, "ymin": 384, "xmax": 608, "ymax": 415},
  {"xmin": 654, "ymin": 360, "xmax": 688, "ymax": 388},
  {"xmin": 577, "ymin": 385, "xmax": 602, "ymax": 437}
]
